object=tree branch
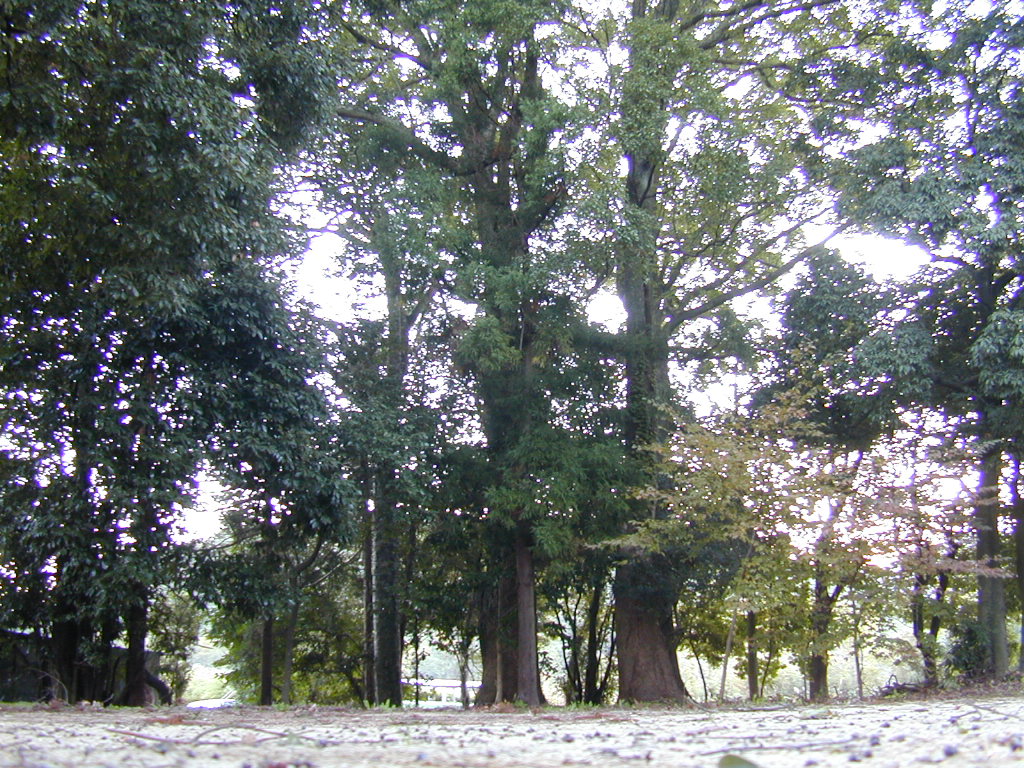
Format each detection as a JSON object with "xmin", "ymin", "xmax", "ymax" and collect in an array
[{"xmin": 336, "ymin": 106, "xmax": 461, "ymax": 173}]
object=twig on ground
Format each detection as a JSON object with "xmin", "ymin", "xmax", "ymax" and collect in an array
[
  {"xmin": 699, "ymin": 737, "xmax": 859, "ymax": 756},
  {"xmin": 965, "ymin": 702, "xmax": 1024, "ymax": 721},
  {"xmin": 107, "ymin": 724, "xmax": 339, "ymax": 748}
]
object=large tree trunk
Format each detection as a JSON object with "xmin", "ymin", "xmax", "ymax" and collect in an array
[
  {"xmin": 476, "ymin": 569, "xmax": 520, "ymax": 705},
  {"xmin": 807, "ymin": 653, "xmax": 828, "ymax": 702},
  {"xmin": 614, "ymin": 561, "xmax": 688, "ymax": 703},
  {"xmin": 515, "ymin": 525, "xmax": 541, "ymax": 706},
  {"xmin": 612, "ymin": 0, "xmax": 687, "ymax": 694},
  {"xmin": 496, "ymin": 571, "xmax": 520, "ymax": 702},
  {"xmin": 975, "ymin": 446, "xmax": 1009, "ymax": 679},
  {"xmin": 49, "ymin": 615, "xmax": 82, "ymax": 702},
  {"xmin": 373, "ymin": 490, "xmax": 404, "ymax": 706},
  {"xmin": 475, "ymin": 584, "xmax": 499, "ymax": 706},
  {"xmin": 122, "ymin": 599, "xmax": 150, "ymax": 706},
  {"xmin": 808, "ymin": 575, "xmax": 834, "ymax": 702}
]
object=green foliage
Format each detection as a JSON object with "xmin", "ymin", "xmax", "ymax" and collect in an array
[
  {"xmin": 6, "ymin": 0, "xmax": 1023, "ymax": 706},
  {"xmin": 946, "ymin": 619, "xmax": 992, "ymax": 680},
  {"xmin": 209, "ymin": 548, "xmax": 365, "ymax": 705},
  {"xmin": 149, "ymin": 592, "xmax": 203, "ymax": 702}
]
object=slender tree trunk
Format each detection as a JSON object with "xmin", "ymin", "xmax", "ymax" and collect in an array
[
  {"xmin": 759, "ymin": 638, "xmax": 777, "ymax": 698},
  {"xmin": 976, "ymin": 445, "xmax": 1009, "ymax": 678},
  {"xmin": 1010, "ymin": 461, "xmax": 1024, "ymax": 674},
  {"xmin": 852, "ymin": 610, "xmax": 864, "ymax": 699},
  {"xmin": 911, "ymin": 572, "xmax": 939, "ymax": 686},
  {"xmin": 361, "ymin": 492, "xmax": 376, "ymax": 705},
  {"xmin": 458, "ymin": 644, "xmax": 471, "ymax": 709},
  {"xmin": 280, "ymin": 601, "xmax": 299, "ymax": 706},
  {"xmin": 260, "ymin": 616, "xmax": 274, "ymax": 706},
  {"xmin": 719, "ymin": 613, "xmax": 737, "ymax": 702},
  {"xmin": 583, "ymin": 579, "xmax": 605, "ymax": 705},
  {"xmin": 691, "ymin": 644, "xmax": 708, "ymax": 702},
  {"xmin": 745, "ymin": 611, "xmax": 759, "ymax": 701}
]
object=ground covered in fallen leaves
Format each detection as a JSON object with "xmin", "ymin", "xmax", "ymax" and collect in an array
[{"xmin": 2, "ymin": 692, "xmax": 1024, "ymax": 768}]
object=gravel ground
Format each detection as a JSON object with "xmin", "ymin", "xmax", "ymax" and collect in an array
[{"xmin": 1, "ymin": 695, "xmax": 1023, "ymax": 768}]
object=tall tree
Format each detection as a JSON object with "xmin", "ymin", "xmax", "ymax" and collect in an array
[
  {"xmin": 837, "ymin": 0, "xmax": 1024, "ymax": 678},
  {"xmin": 582, "ymin": 0, "xmax": 883, "ymax": 701},
  {"xmin": 335, "ymin": 0, "xmax": 588, "ymax": 705},
  {"xmin": 0, "ymin": 0, "xmax": 334, "ymax": 703}
]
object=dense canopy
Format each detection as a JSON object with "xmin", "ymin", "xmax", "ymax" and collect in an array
[{"xmin": 1, "ymin": 0, "xmax": 1023, "ymax": 707}]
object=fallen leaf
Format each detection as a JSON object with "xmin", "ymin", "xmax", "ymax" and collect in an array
[{"xmin": 719, "ymin": 755, "xmax": 764, "ymax": 768}]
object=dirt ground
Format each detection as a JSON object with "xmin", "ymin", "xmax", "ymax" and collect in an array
[{"xmin": 2, "ymin": 694, "xmax": 1024, "ymax": 768}]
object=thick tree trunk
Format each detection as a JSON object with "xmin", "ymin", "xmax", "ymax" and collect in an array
[
  {"xmin": 476, "ymin": 570, "xmax": 520, "ymax": 705},
  {"xmin": 373, "ymin": 492, "xmax": 404, "ymax": 706},
  {"xmin": 808, "ymin": 653, "xmax": 828, "ymax": 702},
  {"xmin": 515, "ymin": 526, "xmax": 541, "ymax": 706},
  {"xmin": 49, "ymin": 616, "xmax": 81, "ymax": 702},
  {"xmin": 1014, "ymin": 492, "xmax": 1024, "ymax": 673},
  {"xmin": 475, "ymin": 586, "xmax": 499, "ymax": 706},
  {"xmin": 614, "ymin": 562, "xmax": 688, "ymax": 703},
  {"xmin": 122, "ymin": 599, "xmax": 150, "ymax": 707},
  {"xmin": 496, "ymin": 572, "xmax": 519, "ymax": 702},
  {"xmin": 808, "ymin": 577, "xmax": 833, "ymax": 702},
  {"xmin": 260, "ymin": 616, "xmax": 274, "ymax": 706},
  {"xmin": 976, "ymin": 447, "xmax": 1009, "ymax": 679}
]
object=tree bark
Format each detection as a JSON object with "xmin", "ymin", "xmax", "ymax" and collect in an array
[
  {"xmin": 475, "ymin": 584, "xmax": 499, "ymax": 706},
  {"xmin": 1010, "ymin": 461, "xmax": 1024, "ymax": 674},
  {"xmin": 975, "ymin": 446, "xmax": 1009, "ymax": 679},
  {"xmin": 614, "ymin": 563, "xmax": 688, "ymax": 703},
  {"xmin": 808, "ymin": 653, "xmax": 828, "ymax": 702},
  {"xmin": 515, "ymin": 525, "xmax": 541, "ymax": 706},
  {"xmin": 49, "ymin": 616, "xmax": 82, "ymax": 702},
  {"xmin": 476, "ymin": 570, "xmax": 520, "ymax": 704},
  {"xmin": 612, "ymin": 0, "xmax": 688, "ymax": 691},
  {"xmin": 745, "ymin": 611, "xmax": 759, "ymax": 701},
  {"xmin": 496, "ymin": 571, "xmax": 520, "ymax": 703},
  {"xmin": 583, "ymin": 577, "xmax": 607, "ymax": 705},
  {"xmin": 260, "ymin": 616, "xmax": 274, "ymax": 706},
  {"xmin": 361, "ymin": 494, "xmax": 376, "ymax": 706},
  {"xmin": 280, "ymin": 601, "xmax": 299, "ymax": 706},
  {"xmin": 808, "ymin": 577, "xmax": 834, "ymax": 702},
  {"xmin": 122, "ymin": 600, "xmax": 150, "ymax": 707},
  {"xmin": 373, "ymin": 490, "xmax": 404, "ymax": 706}
]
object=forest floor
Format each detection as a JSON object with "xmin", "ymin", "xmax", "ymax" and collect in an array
[{"xmin": 2, "ymin": 690, "xmax": 1024, "ymax": 768}]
